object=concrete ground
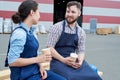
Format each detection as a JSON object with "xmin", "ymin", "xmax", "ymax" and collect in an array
[{"xmin": 0, "ymin": 33, "xmax": 120, "ymax": 80}]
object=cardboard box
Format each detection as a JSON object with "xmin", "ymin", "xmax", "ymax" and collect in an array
[{"xmin": 97, "ymin": 28, "xmax": 112, "ymax": 35}]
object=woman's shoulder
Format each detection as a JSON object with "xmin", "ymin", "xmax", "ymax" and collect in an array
[
  {"xmin": 11, "ymin": 27, "xmax": 27, "ymax": 40},
  {"xmin": 14, "ymin": 27, "xmax": 26, "ymax": 34}
]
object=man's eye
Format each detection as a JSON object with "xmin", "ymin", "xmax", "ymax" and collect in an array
[
  {"xmin": 67, "ymin": 11, "xmax": 69, "ymax": 13},
  {"xmin": 72, "ymin": 11, "xmax": 75, "ymax": 13}
]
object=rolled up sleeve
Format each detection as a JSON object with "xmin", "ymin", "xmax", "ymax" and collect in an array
[
  {"xmin": 76, "ymin": 29, "xmax": 86, "ymax": 54},
  {"xmin": 8, "ymin": 29, "xmax": 26, "ymax": 64}
]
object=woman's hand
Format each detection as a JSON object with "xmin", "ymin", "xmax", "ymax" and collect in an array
[
  {"xmin": 40, "ymin": 66, "xmax": 47, "ymax": 80},
  {"xmin": 37, "ymin": 53, "xmax": 52, "ymax": 63}
]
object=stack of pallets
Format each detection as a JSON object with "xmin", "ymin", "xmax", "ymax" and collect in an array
[{"xmin": 96, "ymin": 28, "xmax": 112, "ymax": 35}]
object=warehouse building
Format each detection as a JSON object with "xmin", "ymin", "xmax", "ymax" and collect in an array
[{"xmin": 0, "ymin": 0, "xmax": 120, "ymax": 33}]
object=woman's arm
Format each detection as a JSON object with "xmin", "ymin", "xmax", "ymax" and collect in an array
[
  {"xmin": 9, "ymin": 54, "xmax": 52, "ymax": 67},
  {"xmin": 38, "ymin": 63, "xmax": 47, "ymax": 80}
]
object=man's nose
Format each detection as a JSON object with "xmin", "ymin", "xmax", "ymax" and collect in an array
[{"xmin": 68, "ymin": 12, "xmax": 72, "ymax": 16}]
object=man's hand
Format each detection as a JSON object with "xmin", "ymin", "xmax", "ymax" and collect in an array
[
  {"xmin": 63, "ymin": 57, "xmax": 75, "ymax": 67},
  {"xmin": 71, "ymin": 58, "xmax": 83, "ymax": 69},
  {"xmin": 63, "ymin": 57, "xmax": 83, "ymax": 69}
]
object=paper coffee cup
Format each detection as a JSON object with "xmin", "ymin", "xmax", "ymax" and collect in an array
[
  {"xmin": 70, "ymin": 53, "xmax": 78, "ymax": 62},
  {"xmin": 41, "ymin": 48, "xmax": 51, "ymax": 55}
]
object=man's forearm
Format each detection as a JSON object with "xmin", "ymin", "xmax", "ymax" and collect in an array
[
  {"xmin": 78, "ymin": 53, "xmax": 85, "ymax": 61},
  {"xmin": 50, "ymin": 47, "xmax": 65, "ymax": 63}
]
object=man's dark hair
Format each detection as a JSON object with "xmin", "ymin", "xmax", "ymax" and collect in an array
[{"xmin": 67, "ymin": 1, "xmax": 81, "ymax": 10}]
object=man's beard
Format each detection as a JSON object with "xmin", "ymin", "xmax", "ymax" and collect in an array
[{"xmin": 66, "ymin": 17, "xmax": 78, "ymax": 24}]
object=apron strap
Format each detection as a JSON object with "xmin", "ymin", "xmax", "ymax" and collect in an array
[
  {"xmin": 62, "ymin": 20, "xmax": 66, "ymax": 32},
  {"xmin": 5, "ymin": 26, "xmax": 27, "ymax": 67}
]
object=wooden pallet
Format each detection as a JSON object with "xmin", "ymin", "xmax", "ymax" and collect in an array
[
  {"xmin": 0, "ymin": 69, "xmax": 10, "ymax": 80},
  {"xmin": 0, "ymin": 62, "xmax": 50, "ymax": 80},
  {"xmin": 0, "ymin": 63, "xmax": 103, "ymax": 79},
  {"xmin": 96, "ymin": 28, "xmax": 112, "ymax": 35}
]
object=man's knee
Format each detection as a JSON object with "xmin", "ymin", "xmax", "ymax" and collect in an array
[{"xmin": 46, "ymin": 70, "xmax": 67, "ymax": 80}]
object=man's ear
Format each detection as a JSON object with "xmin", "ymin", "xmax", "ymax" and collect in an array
[{"xmin": 79, "ymin": 11, "xmax": 81, "ymax": 16}]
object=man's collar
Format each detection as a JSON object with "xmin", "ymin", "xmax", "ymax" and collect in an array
[{"xmin": 64, "ymin": 20, "xmax": 78, "ymax": 30}]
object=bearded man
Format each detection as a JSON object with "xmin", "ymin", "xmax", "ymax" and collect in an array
[{"xmin": 46, "ymin": 1, "xmax": 102, "ymax": 80}]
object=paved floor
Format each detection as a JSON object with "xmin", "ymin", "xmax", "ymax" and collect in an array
[{"xmin": 0, "ymin": 33, "xmax": 120, "ymax": 80}]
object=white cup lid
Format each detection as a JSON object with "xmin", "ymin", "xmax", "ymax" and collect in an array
[{"xmin": 70, "ymin": 53, "xmax": 78, "ymax": 58}]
